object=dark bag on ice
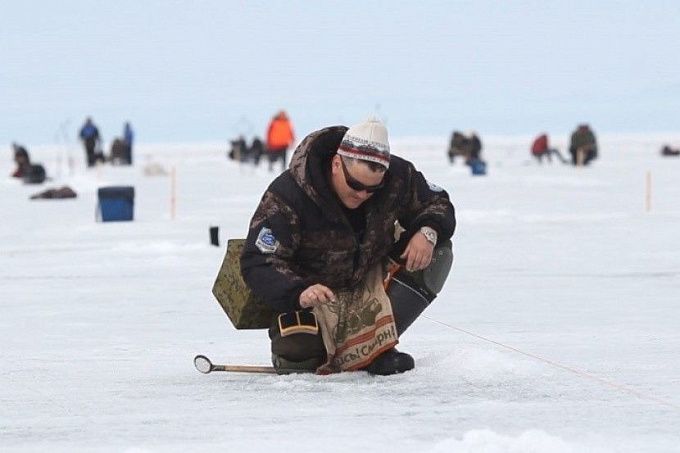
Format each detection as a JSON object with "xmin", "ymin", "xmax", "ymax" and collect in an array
[
  {"xmin": 22, "ymin": 164, "xmax": 46, "ymax": 184},
  {"xmin": 212, "ymin": 238, "xmax": 275, "ymax": 329},
  {"xmin": 30, "ymin": 185, "xmax": 77, "ymax": 200}
]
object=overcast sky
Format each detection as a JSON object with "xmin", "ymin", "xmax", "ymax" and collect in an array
[{"xmin": 2, "ymin": 0, "xmax": 679, "ymax": 144}]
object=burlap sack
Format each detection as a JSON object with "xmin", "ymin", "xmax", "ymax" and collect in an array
[{"xmin": 314, "ymin": 263, "xmax": 398, "ymax": 373}]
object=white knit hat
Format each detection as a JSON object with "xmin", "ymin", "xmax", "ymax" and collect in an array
[{"xmin": 337, "ymin": 118, "xmax": 390, "ymax": 169}]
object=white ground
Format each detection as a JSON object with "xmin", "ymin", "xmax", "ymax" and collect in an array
[{"xmin": 2, "ymin": 134, "xmax": 680, "ymax": 452}]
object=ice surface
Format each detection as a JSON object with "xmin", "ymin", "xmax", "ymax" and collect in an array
[{"xmin": 1, "ymin": 135, "xmax": 680, "ymax": 452}]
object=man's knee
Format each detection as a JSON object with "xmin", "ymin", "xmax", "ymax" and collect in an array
[
  {"xmin": 394, "ymin": 239, "xmax": 453, "ymax": 298},
  {"xmin": 388, "ymin": 240, "xmax": 453, "ymax": 335},
  {"xmin": 422, "ymin": 240, "xmax": 454, "ymax": 296}
]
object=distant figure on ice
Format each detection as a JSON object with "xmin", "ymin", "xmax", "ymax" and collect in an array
[
  {"xmin": 466, "ymin": 131, "xmax": 487, "ymax": 176},
  {"xmin": 11, "ymin": 143, "xmax": 31, "ymax": 178},
  {"xmin": 228, "ymin": 136, "xmax": 249, "ymax": 162},
  {"xmin": 10, "ymin": 142, "xmax": 46, "ymax": 184},
  {"xmin": 110, "ymin": 122, "xmax": 134, "ymax": 165},
  {"xmin": 123, "ymin": 122, "xmax": 134, "ymax": 165},
  {"xmin": 468, "ymin": 131, "xmax": 483, "ymax": 164},
  {"xmin": 110, "ymin": 138, "xmax": 128, "ymax": 165},
  {"xmin": 531, "ymin": 133, "xmax": 568, "ymax": 164},
  {"xmin": 569, "ymin": 124, "xmax": 598, "ymax": 166},
  {"xmin": 240, "ymin": 118, "xmax": 456, "ymax": 375},
  {"xmin": 447, "ymin": 130, "xmax": 485, "ymax": 166},
  {"xmin": 447, "ymin": 131, "xmax": 468, "ymax": 163},
  {"xmin": 265, "ymin": 110, "xmax": 295, "ymax": 172},
  {"xmin": 79, "ymin": 117, "xmax": 104, "ymax": 167},
  {"xmin": 661, "ymin": 145, "xmax": 680, "ymax": 157},
  {"xmin": 250, "ymin": 136, "xmax": 265, "ymax": 166},
  {"xmin": 227, "ymin": 136, "xmax": 266, "ymax": 167}
]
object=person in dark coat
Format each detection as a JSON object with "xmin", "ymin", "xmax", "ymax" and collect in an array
[
  {"xmin": 661, "ymin": 145, "xmax": 680, "ymax": 157},
  {"xmin": 250, "ymin": 136, "xmax": 265, "ymax": 166},
  {"xmin": 123, "ymin": 122, "xmax": 134, "ymax": 165},
  {"xmin": 110, "ymin": 138, "xmax": 129, "ymax": 164},
  {"xmin": 11, "ymin": 143, "xmax": 31, "ymax": 178},
  {"xmin": 228, "ymin": 136, "xmax": 249, "ymax": 162},
  {"xmin": 79, "ymin": 117, "xmax": 102, "ymax": 167},
  {"xmin": 465, "ymin": 132, "xmax": 484, "ymax": 165},
  {"xmin": 11, "ymin": 143, "xmax": 46, "ymax": 184},
  {"xmin": 240, "ymin": 118, "xmax": 456, "ymax": 375},
  {"xmin": 569, "ymin": 124, "xmax": 598, "ymax": 166},
  {"xmin": 447, "ymin": 131, "xmax": 469, "ymax": 164}
]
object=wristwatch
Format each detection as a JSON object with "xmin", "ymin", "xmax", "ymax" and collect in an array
[{"xmin": 419, "ymin": 226, "xmax": 438, "ymax": 245}]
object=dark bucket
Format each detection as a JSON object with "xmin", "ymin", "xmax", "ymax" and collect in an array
[{"xmin": 210, "ymin": 226, "xmax": 220, "ymax": 246}]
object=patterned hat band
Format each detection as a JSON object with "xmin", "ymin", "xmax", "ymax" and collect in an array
[{"xmin": 337, "ymin": 141, "xmax": 390, "ymax": 168}]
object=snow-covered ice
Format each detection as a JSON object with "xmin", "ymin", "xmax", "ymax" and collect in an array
[{"xmin": 1, "ymin": 134, "xmax": 679, "ymax": 452}]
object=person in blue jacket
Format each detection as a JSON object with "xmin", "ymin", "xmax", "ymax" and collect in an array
[
  {"xmin": 79, "ymin": 117, "xmax": 102, "ymax": 167},
  {"xmin": 123, "ymin": 122, "xmax": 134, "ymax": 164}
]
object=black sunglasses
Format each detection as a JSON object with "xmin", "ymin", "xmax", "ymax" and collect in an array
[{"xmin": 339, "ymin": 158, "xmax": 385, "ymax": 193}]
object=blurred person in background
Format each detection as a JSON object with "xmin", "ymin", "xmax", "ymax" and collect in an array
[
  {"xmin": 123, "ymin": 122, "xmax": 134, "ymax": 165},
  {"xmin": 569, "ymin": 124, "xmax": 598, "ymax": 166},
  {"xmin": 531, "ymin": 133, "xmax": 568, "ymax": 164},
  {"xmin": 10, "ymin": 142, "xmax": 31, "ymax": 178},
  {"xmin": 266, "ymin": 110, "xmax": 295, "ymax": 173},
  {"xmin": 79, "ymin": 117, "xmax": 103, "ymax": 167}
]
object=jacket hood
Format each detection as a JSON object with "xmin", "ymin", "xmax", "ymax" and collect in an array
[{"xmin": 288, "ymin": 125, "xmax": 348, "ymax": 208}]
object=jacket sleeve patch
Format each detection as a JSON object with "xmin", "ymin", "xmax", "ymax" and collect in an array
[
  {"xmin": 427, "ymin": 180, "xmax": 444, "ymax": 192},
  {"xmin": 255, "ymin": 227, "xmax": 279, "ymax": 254}
]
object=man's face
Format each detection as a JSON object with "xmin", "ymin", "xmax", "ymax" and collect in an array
[{"xmin": 330, "ymin": 155, "xmax": 385, "ymax": 209}]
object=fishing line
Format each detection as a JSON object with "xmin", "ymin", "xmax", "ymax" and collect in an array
[{"xmin": 424, "ymin": 315, "xmax": 680, "ymax": 412}]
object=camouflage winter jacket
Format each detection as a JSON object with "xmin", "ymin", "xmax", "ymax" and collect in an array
[
  {"xmin": 569, "ymin": 127, "xmax": 597, "ymax": 153},
  {"xmin": 240, "ymin": 126, "xmax": 456, "ymax": 313}
]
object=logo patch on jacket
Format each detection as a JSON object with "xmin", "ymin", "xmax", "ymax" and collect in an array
[
  {"xmin": 427, "ymin": 181, "xmax": 444, "ymax": 192},
  {"xmin": 255, "ymin": 227, "xmax": 279, "ymax": 254}
]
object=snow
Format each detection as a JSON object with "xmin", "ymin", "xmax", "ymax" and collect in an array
[{"xmin": 1, "ymin": 135, "xmax": 680, "ymax": 452}]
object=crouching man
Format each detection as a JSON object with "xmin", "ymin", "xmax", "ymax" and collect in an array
[{"xmin": 240, "ymin": 118, "xmax": 456, "ymax": 375}]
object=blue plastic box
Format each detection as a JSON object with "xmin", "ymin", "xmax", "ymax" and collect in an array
[
  {"xmin": 98, "ymin": 186, "xmax": 134, "ymax": 221},
  {"xmin": 470, "ymin": 159, "xmax": 487, "ymax": 176}
]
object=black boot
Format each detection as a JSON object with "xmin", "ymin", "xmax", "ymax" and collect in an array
[
  {"xmin": 364, "ymin": 348, "xmax": 415, "ymax": 375},
  {"xmin": 269, "ymin": 311, "xmax": 326, "ymax": 374},
  {"xmin": 271, "ymin": 354, "xmax": 323, "ymax": 375}
]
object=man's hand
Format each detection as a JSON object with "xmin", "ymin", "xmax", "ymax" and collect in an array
[
  {"xmin": 299, "ymin": 283, "xmax": 336, "ymax": 308},
  {"xmin": 400, "ymin": 233, "xmax": 434, "ymax": 272}
]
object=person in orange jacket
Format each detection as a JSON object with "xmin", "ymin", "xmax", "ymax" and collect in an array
[{"xmin": 266, "ymin": 110, "xmax": 295, "ymax": 172}]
